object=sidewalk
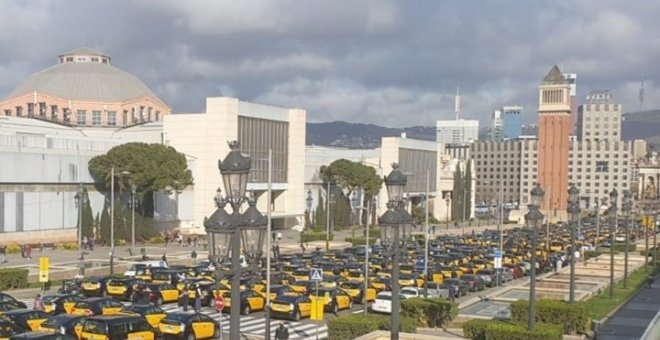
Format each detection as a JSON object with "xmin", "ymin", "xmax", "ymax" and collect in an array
[{"xmin": 598, "ymin": 272, "xmax": 660, "ymax": 340}]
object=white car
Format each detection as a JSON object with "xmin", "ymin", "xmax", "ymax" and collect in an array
[
  {"xmin": 371, "ymin": 292, "xmax": 406, "ymax": 314},
  {"xmin": 123, "ymin": 261, "xmax": 165, "ymax": 277},
  {"xmin": 400, "ymin": 287, "xmax": 420, "ymax": 299}
]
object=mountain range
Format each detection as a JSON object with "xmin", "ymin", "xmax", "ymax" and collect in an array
[{"xmin": 305, "ymin": 110, "xmax": 660, "ymax": 149}]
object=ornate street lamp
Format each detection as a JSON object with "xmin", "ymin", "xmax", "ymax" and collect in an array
[
  {"xmin": 204, "ymin": 141, "xmax": 266, "ymax": 340},
  {"xmin": 567, "ymin": 184, "xmax": 580, "ymax": 303},
  {"xmin": 378, "ymin": 163, "xmax": 410, "ymax": 340},
  {"xmin": 445, "ymin": 193, "xmax": 451, "ymax": 230},
  {"xmin": 306, "ymin": 190, "xmax": 313, "ymax": 228},
  {"xmin": 74, "ymin": 187, "xmax": 88, "ymax": 263},
  {"xmin": 525, "ymin": 183, "xmax": 544, "ymax": 332},
  {"xmin": 608, "ymin": 188, "xmax": 618, "ymax": 300},
  {"xmin": 622, "ymin": 190, "xmax": 633, "ymax": 288}
]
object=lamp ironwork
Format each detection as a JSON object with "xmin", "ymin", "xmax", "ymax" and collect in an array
[
  {"xmin": 567, "ymin": 184, "xmax": 580, "ymax": 303},
  {"xmin": 525, "ymin": 183, "xmax": 544, "ymax": 332},
  {"xmin": 622, "ymin": 190, "xmax": 632, "ymax": 288}
]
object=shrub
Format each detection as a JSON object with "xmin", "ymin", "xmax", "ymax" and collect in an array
[
  {"xmin": 362, "ymin": 228, "xmax": 381, "ymax": 239},
  {"xmin": 401, "ymin": 297, "xmax": 458, "ymax": 328},
  {"xmin": 5, "ymin": 244, "xmax": 20, "ymax": 254},
  {"xmin": 612, "ymin": 242, "xmax": 635, "ymax": 253},
  {"xmin": 510, "ymin": 299, "xmax": 591, "ymax": 335},
  {"xmin": 327, "ymin": 314, "xmax": 417, "ymax": 340},
  {"xmin": 484, "ymin": 322, "xmax": 562, "ymax": 340},
  {"xmin": 462, "ymin": 319, "xmax": 492, "ymax": 340},
  {"xmin": 301, "ymin": 232, "xmax": 332, "ymax": 243},
  {"xmin": 0, "ymin": 268, "xmax": 28, "ymax": 290},
  {"xmin": 59, "ymin": 242, "xmax": 79, "ymax": 250},
  {"xmin": 147, "ymin": 236, "xmax": 164, "ymax": 245},
  {"xmin": 345, "ymin": 237, "xmax": 378, "ymax": 246}
]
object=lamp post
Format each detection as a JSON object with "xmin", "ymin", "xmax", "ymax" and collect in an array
[
  {"xmin": 378, "ymin": 163, "xmax": 412, "ymax": 340},
  {"xmin": 74, "ymin": 185, "xmax": 88, "ymax": 261},
  {"xmin": 622, "ymin": 190, "xmax": 632, "ymax": 288},
  {"xmin": 525, "ymin": 183, "xmax": 544, "ymax": 332},
  {"xmin": 352, "ymin": 191, "xmax": 360, "ymax": 227},
  {"xmin": 306, "ymin": 190, "xmax": 313, "ymax": 229},
  {"xmin": 110, "ymin": 166, "xmax": 115, "ymax": 275},
  {"xmin": 445, "ymin": 194, "xmax": 451, "ymax": 230},
  {"xmin": 203, "ymin": 141, "xmax": 267, "ymax": 340},
  {"xmin": 609, "ymin": 189, "xmax": 618, "ymax": 300},
  {"xmin": 567, "ymin": 184, "xmax": 579, "ymax": 303},
  {"xmin": 326, "ymin": 181, "xmax": 332, "ymax": 251},
  {"xmin": 121, "ymin": 170, "xmax": 136, "ymax": 250}
]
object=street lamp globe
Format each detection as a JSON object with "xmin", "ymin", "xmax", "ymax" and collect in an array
[
  {"xmin": 568, "ymin": 184, "xmax": 580, "ymax": 221},
  {"xmin": 530, "ymin": 184, "xmax": 545, "ymax": 207},
  {"xmin": 240, "ymin": 196, "xmax": 268, "ymax": 260},
  {"xmin": 378, "ymin": 202, "xmax": 400, "ymax": 246},
  {"xmin": 384, "ymin": 163, "xmax": 407, "ymax": 203},
  {"xmin": 306, "ymin": 190, "xmax": 313, "ymax": 211},
  {"xmin": 219, "ymin": 141, "xmax": 251, "ymax": 209},
  {"xmin": 568, "ymin": 184, "xmax": 579, "ymax": 205},
  {"xmin": 204, "ymin": 189, "xmax": 233, "ymax": 260}
]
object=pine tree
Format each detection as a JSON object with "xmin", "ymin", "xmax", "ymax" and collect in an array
[
  {"xmin": 464, "ymin": 159, "xmax": 473, "ymax": 222},
  {"xmin": 315, "ymin": 189, "xmax": 326, "ymax": 231},
  {"xmin": 452, "ymin": 163, "xmax": 463, "ymax": 222},
  {"xmin": 81, "ymin": 190, "xmax": 94, "ymax": 238},
  {"xmin": 99, "ymin": 201, "xmax": 110, "ymax": 245}
]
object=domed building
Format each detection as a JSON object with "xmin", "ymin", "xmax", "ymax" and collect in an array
[{"xmin": 0, "ymin": 48, "xmax": 170, "ymax": 127}]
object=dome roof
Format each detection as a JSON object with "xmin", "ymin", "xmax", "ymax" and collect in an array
[{"xmin": 7, "ymin": 48, "xmax": 166, "ymax": 106}]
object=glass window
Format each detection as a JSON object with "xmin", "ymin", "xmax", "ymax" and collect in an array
[
  {"xmin": 77, "ymin": 110, "xmax": 86, "ymax": 125},
  {"xmin": 108, "ymin": 111, "xmax": 116, "ymax": 126},
  {"xmin": 92, "ymin": 111, "xmax": 102, "ymax": 126}
]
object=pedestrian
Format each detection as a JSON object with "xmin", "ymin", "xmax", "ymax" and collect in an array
[
  {"xmin": 186, "ymin": 237, "xmax": 192, "ymax": 247},
  {"xmin": 191, "ymin": 250, "xmax": 198, "ymax": 265},
  {"xmin": 20, "ymin": 244, "xmax": 25, "ymax": 259},
  {"xmin": 82, "ymin": 236, "xmax": 88, "ymax": 250},
  {"xmin": 0, "ymin": 245, "xmax": 6, "ymax": 264},
  {"xmin": 194, "ymin": 284, "xmax": 202, "ymax": 312},
  {"xmin": 25, "ymin": 244, "xmax": 32, "ymax": 260},
  {"xmin": 161, "ymin": 253, "xmax": 168, "ymax": 267},
  {"xmin": 33, "ymin": 294, "xmax": 44, "ymax": 311},
  {"xmin": 179, "ymin": 285, "xmax": 189, "ymax": 311},
  {"xmin": 193, "ymin": 236, "xmax": 198, "ymax": 247},
  {"xmin": 448, "ymin": 284, "xmax": 456, "ymax": 303},
  {"xmin": 275, "ymin": 323, "xmax": 289, "ymax": 340},
  {"xmin": 87, "ymin": 238, "xmax": 94, "ymax": 251},
  {"xmin": 301, "ymin": 244, "xmax": 306, "ymax": 254},
  {"xmin": 432, "ymin": 225, "xmax": 437, "ymax": 234},
  {"xmin": 164, "ymin": 235, "xmax": 170, "ymax": 247}
]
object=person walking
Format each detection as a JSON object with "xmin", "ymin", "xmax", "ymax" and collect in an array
[
  {"xmin": 191, "ymin": 250, "xmax": 198, "ymax": 265},
  {"xmin": 161, "ymin": 253, "xmax": 168, "ymax": 268},
  {"xmin": 25, "ymin": 244, "xmax": 32, "ymax": 260},
  {"xmin": 33, "ymin": 294, "xmax": 44, "ymax": 311},
  {"xmin": 179, "ymin": 285, "xmax": 189, "ymax": 311},
  {"xmin": 0, "ymin": 245, "xmax": 6, "ymax": 264},
  {"xmin": 448, "ymin": 284, "xmax": 456, "ymax": 303},
  {"xmin": 194, "ymin": 284, "xmax": 202, "ymax": 312},
  {"xmin": 274, "ymin": 323, "xmax": 289, "ymax": 340}
]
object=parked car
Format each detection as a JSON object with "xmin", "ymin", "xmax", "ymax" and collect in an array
[
  {"xmin": 439, "ymin": 279, "xmax": 469, "ymax": 297},
  {"xmin": 460, "ymin": 274, "xmax": 486, "ymax": 292},
  {"xmin": 475, "ymin": 269, "xmax": 497, "ymax": 287},
  {"xmin": 400, "ymin": 287, "xmax": 419, "ymax": 299},
  {"xmin": 371, "ymin": 292, "xmax": 405, "ymax": 314}
]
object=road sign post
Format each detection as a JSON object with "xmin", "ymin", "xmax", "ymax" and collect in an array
[
  {"xmin": 215, "ymin": 295, "xmax": 225, "ymax": 312},
  {"xmin": 39, "ymin": 256, "xmax": 49, "ymax": 292},
  {"xmin": 309, "ymin": 268, "xmax": 323, "ymax": 340},
  {"xmin": 494, "ymin": 250, "xmax": 502, "ymax": 287}
]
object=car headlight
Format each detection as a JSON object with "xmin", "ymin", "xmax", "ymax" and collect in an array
[
  {"xmin": 289, "ymin": 304, "xmax": 294, "ymax": 311},
  {"xmin": 60, "ymin": 326, "xmax": 66, "ymax": 334}
]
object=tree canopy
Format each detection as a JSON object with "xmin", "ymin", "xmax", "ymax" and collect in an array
[
  {"xmin": 89, "ymin": 142, "xmax": 193, "ymax": 196},
  {"xmin": 319, "ymin": 159, "xmax": 383, "ymax": 197}
]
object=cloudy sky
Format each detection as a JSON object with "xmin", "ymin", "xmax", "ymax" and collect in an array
[{"xmin": 0, "ymin": 0, "xmax": 658, "ymax": 127}]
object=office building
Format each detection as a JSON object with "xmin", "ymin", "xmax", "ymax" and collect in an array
[
  {"xmin": 436, "ymin": 119, "xmax": 479, "ymax": 145},
  {"xmin": 490, "ymin": 110, "xmax": 504, "ymax": 141},
  {"xmin": 577, "ymin": 90, "xmax": 622, "ymax": 142},
  {"xmin": 564, "ymin": 73, "xmax": 577, "ymax": 135},
  {"xmin": 502, "ymin": 105, "xmax": 523, "ymax": 139}
]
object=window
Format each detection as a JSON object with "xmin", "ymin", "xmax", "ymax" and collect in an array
[
  {"xmin": 38, "ymin": 102, "xmax": 46, "ymax": 116},
  {"xmin": 92, "ymin": 111, "xmax": 102, "ymax": 126},
  {"xmin": 77, "ymin": 110, "xmax": 86, "ymax": 125},
  {"xmin": 91, "ymin": 57, "xmax": 99, "ymax": 62},
  {"xmin": 108, "ymin": 111, "xmax": 116, "ymax": 126},
  {"xmin": 27, "ymin": 103, "xmax": 34, "ymax": 116},
  {"xmin": 15, "ymin": 106, "xmax": 22, "ymax": 117},
  {"xmin": 50, "ymin": 105, "xmax": 58, "ymax": 119},
  {"xmin": 66, "ymin": 57, "xmax": 73, "ymax": 62},
  {"xmin": 4, "ymin": 110, "xmax": 10, "ymax": 116}
]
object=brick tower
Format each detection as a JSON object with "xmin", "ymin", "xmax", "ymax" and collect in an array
[{"xmin": 537, "ymin": 65, "xmax": 571, "ymax": 215}]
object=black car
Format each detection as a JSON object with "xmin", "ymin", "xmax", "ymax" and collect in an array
[
  {"xmin": 460, "ymin": 274, "xmax": 486, "ymax": 292},
  {"xmin": 2, "ymin": 309, "xmax": 50, "ymax": 332},
  {"xmin": 0, "ymin": 319, "xmax": 24, "ymax": 339},
  {"xmin": 39, "ymin": 314, "xmax": 86, "ymax": 336},
  {"xmin": 81, "ymin": 276, "xmax": 113, "ymax": 297},
  {"xmin": 0, "ymin": 293, "xmax": 27, "ymax": 308},
  {"xmin": 106, "ymin": 278, "xmax": 145, "ymax": 301},
  {"xmin": 159, "ymin": 312, "xmax": 220, "ymax": 340},
  {"xmin": 42, "ymin": 294, "xmax": 85, "ymax": 314},
  {"xmin": 9, "ymin": 332, "xmax": 76, "ymax": 340},
  {"xmin": 439, "ymin": 279, "xmax": 469, "ymax": 297}
]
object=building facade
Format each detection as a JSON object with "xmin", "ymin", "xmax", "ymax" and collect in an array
[
  {"xmin": 490, "ymin": 110, "xmax": 504, "ymax": 141},
  {"xmin": 0, "ymin": 48, "xmax": 170, "ymax": 128},
  {"xmin": 564, "ymin": 73, "xmax": 577, "ymax": 135},
  {"xmin": 436, "ymin": 119, "xmax": 479, "ymax": 145},
  {"xmin": 502, "ymin": 105, "xmax": 523, "ymax": 139},
  {"xmin": 577, "ymin": 90, "xmax": 622, "ymax": 142},
  {"xmin": 471, "ymin": 140, "xmax": 522, "ymax": 207}
]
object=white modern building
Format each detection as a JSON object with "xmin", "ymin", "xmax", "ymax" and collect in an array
[{"xmin": 436, "ymin": 119, "xmax": 479, "ymax": 145}]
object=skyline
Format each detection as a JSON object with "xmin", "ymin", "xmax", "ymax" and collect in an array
[{"xmin": 0, "ymin": 1, "xmax": 658, "ymax": 128}]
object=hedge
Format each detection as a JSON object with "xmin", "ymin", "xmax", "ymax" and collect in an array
[
  {"xmin": 301, "ymin": 232, "xmax": 333, "ymax": 243},
  {"xmin": 462, "ymin": 320, "xmax": 562, "ymax": 340},
  {"xmin": 327, "ymin": 314, "xmax": 417, "ymax": 340},
  {"xmin": 345, "ymin": 237, "xmax": 378, "ymax": 246},
  {"xmin": 401, "ymin": 297, "xmax": 458, "ymax": 328},
  {"xmin": 510, "ymin": 299, "xmax": 591, "ymax": 335},
  {"xmin": 363, "ymin": 228, "xmax": 381, "ymax": 239},
  {"xmin": 611, "ymin": 242, "xmax": 636, "ymax": 253},
  {"xmin": 0, "ymin": 268, "xmax": 29, "ymax": 290}
]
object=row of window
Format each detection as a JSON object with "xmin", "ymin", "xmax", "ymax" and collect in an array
[{"xmin": 3, "ymin": 103, "xmax": 161, "ymax": 126}]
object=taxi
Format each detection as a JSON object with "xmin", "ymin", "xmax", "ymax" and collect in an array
[
  {"xmin": 135, "ymin": 266, "xmax": 163, "ymax": 282},
  {"xmin": 289, "ymin": 280, "xmax": 314, "ymax": 294},
  {"xmin": 71, "ymin": 298, "xmax": 123, "ymax": 316},
  {"xmin": 270, "ymin": 293, "xmax": 312, "ymax": 321},
  {"xmin": 398, "ymin": 273, "xmax": 424, "ymax": 288},
  {"xmin": 219, "ymin": 276, "xmax": 263, "ymax": 291},
  {"xmin": 106, "ymin": 278, "xmax": 145, "ymax": 301},
  {"xmin": 339, "ymin": 281, "xmax": 377, "ymax": 303},
  {"xmin": 0, "ymin": 302, "xmax": 28, "ymax": 315},
  {"xmin": 158, "ymin": 312, "xmax": 219, "ymax": 340},
  {"xmin": 345, "ymin": 270, "xmax": 366, "ymax": 282},
  {"xmin": 144, "ymin": 283, "xmax": 180, "ymax": 306},
  {"xmin": 42, "ymin": 294, "xmax": 85, "ymax": 315},
  {"xmin": 309, "ymin": 287, "xmax": 352, "ymax": 314},
  {"xmin": 39, "ymin": 314, "xmax": 86, "ymax": 338},
  {"xmin": 176, "ymin": 278, "xmax": 214, "ymax": 292},
  {"xmin": 150, "ymin": 269, "xmax": 186, "ymax": 285},
  {"xmin": 221, "ymin": 290, "xmax": 265, "ymax": 315},
  {"xmin": 255, "ymin": 285, "xmax": 295, "ymax": 301},
  {"xmin": 291, "ymin": 268, "xmax": 310, "ymax": 282},
  {"xmin": 0, "ymin": 319, "xmax": 22, "ymax": 339},
  {"xmin": 80, "ymin": 277, "xmax": 112, "ymax": 297},
  {"xmin": 262, "ymin": 271, "xmax": 294, "ymax": 286},
  {"xmin": 281, "ymin": 264, "xmax": 300, "ymax": 276},
  {"xmin": 80, "ymin": 315, "xmax": 155, "ymax": 340},
  {"xmin": 370, "ymin": 277, "xmax": 392, "ymax": 292},
  {"xmin": 185, "ymin": 282, "xmax": 229, "ymax": 307},
  {"xmin": 121, "ymin": 304, "xmax": 167, "ymax": 329},
  {"xmin": 2, "ymin": 309, "xmax": 49, "ymax": 331},
  {"xmin": 8, "ymin": 332, "xmax": 77, "ymax": 339},
  {"xmin": 0, "ymin": 294, "xmax": 27, "ymax": 309},
  {"xmin": 320, "ymin": 275, "xmax": 347, "ymax": 289}
]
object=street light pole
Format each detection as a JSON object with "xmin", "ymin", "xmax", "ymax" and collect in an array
[
  {"xmin": 131, "ymin": 185, "xmax": 136, "ymax": 251},
  {"xmin": 622, "ymin": 190, "xmax": 632, "ymax": 289},
  {"xmin": 423, "ymin": 169, "xmax": 429, "ymax": 298},
  {"xmin": 110, "ymin": 166, "xmax": 115, "ymax": 276},
  {"xmin": 265, "ymin": 149, "xmax": 272, "ymax": 340},
  {"xmin": 525, "ymin": 184, "xmax": 544, "ymax": 332},
  {"xmin": 609, "ymin": 189, "xmax": 618, "ymax": 300},
  {"xmin": 445, "ymin": 195, "xmax": 450, "ymax": 230},
  {"xmin": 568, "ymin": 184, "xmax": 580, "ymax": 303},
  {"xmin": 326, "ymin": 181, "xmax": 331, "ymax": 251}
]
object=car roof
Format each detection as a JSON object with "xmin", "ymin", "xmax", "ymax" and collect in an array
[
  {"xmin": 3, "ymin": 309, "xmax": 33, "ymax": 316},
  {"xmin": 86, "ymin": 315, "xmax": 143, "ymax": 324}
]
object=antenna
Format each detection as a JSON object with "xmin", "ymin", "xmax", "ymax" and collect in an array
[
  {"xmin": 639, "ymin": 80, "xmax": 645, "ymax": 112},
  {"xmin": 455, "ymin": 86, "xmax": 461, "ymax": 120}
]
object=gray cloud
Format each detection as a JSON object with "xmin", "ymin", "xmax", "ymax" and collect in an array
[{"xmin": 0, "ymin": 0, "xmax": 659, "ymax": 127}]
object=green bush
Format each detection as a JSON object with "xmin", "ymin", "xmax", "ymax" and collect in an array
[
  {"xmin": 612, "ymin": 242, "xmax": 635, "ymax": 253},
  {"xmin": 301, "ymin": 232, "xmax": 332, "ymax": 243},
  {"xmin": 510, "ymin": 299, "xmax": 591, "ymax": 335},
  {"xmin": 327, "ymin": 314, "xmax": 417, "ymax": 340},
  {"xmin": 0, "ymin": 268, "xmax": 28, "ymax": 290},
  {"xmin": 362, "ymin": 228, "xmax": 380, "ymax": 239},
  {"xmin": 484, "ymin": 322, "xmax": 563, "ymax": 340},
  {"xmin": 5, "ymin": 244, "xmax": 21, "ymax": 254},
  {"xmin": 345, "ymin": 237, "xmax": 378, "ymax": 246},
  {"xmin": 462, "ymin": 319, "xmax": 492, "ymax": 340},
  {"xmin": 147, "ymin": 236, "xmax": 164, "ymax": 244},
  {"xmin": 58, "ymin": 242, "xmax": 79, "ymax": 250},
  {"xmin": 401, "ymin": 297, "xmax": 458, "ymax": 328}
]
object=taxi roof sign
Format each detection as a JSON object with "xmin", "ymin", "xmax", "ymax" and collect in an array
[{"xmin": 309, "ymin": 268, "xmax": 323, "ymax": 281}]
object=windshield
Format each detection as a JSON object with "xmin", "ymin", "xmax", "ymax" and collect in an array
[
  {"xmin": 108, "ymin": 280, "xmax": 127, "ymax": 287},
  {"xmin": 376, "ymin": 293, "xmax": 391, "ymax": 301},
  {"xmin": 309, "ymin": 290, "xmax": 332, "ymax": 297},
  {"xmin": 340, "ymin": 282, "xmax": 361, "ymax": 289},
  {"xmin": 83, "ymin": 320, "xmax": 107, "ymax": 334}
]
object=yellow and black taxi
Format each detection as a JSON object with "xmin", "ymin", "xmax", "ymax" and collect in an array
[
  {"xmin": 144, "ymin": 283, "xmax": 180, "ymax": 306},
  {"xmin": 219, "ymin": 276, "xmax": 264, "ymax": 291},
  {"xmin": 159, "ymin": 312, "xmax": 219, "ymax": 340},
  {"xmin": 0, "ymin": 294, "xmax": 27, "ymax": 309},
  {"xmin": 289, "ymin": 280, "xmax": 314, "ymax": 294},
  {"xmin": 2, "ymin": 309, "xmax": 49, "ymax": 331},
  {"xmin": 150, "ymin": 269, "xmax": 187, "ymax": 286},
  {"xmin": 270, "ymin": 293, "xmax": 312, "ymax": 321},
  {"xmin": 320, "ymin": 275, "xmax": 347, "ymax": 289},
  {"xmin": 8, "ymin": 331, "xmax": 77, "ymax": 340},
  {"xmin": 42, "ymin": 294, "xmax": 85, "ymax": 315},
  {"xmin": 0, "ymin": 301, "xmax": 26, "ymax": 315},
  {"xmin": 262, "ymin": 271, "xmax": 294, "ymax": 286},
  {"xmin": 255, "ymin": 284, "xmax": 295, "ymax": 301},
  {"xmin": 176, "ymin": 278, "xmax": 214, "ymax": 292},
  {"xmin": 79, "ymin": 314, "xmax": 155, "ymax": 340},
  {"xmin": 339, "ymin": 281, "xmax": 377, "ymax": 303},
  {"xmin": 39, "ymin": 314, "xmax": 86, "ymax": 338},
  {"xmin": 0, "ymin": 318, "xmax": 23, "ymax": 339},
  {"xmin": 369, "ymin": 277, "xmax": 392, "ymax": 292},
  {"xmin": 398, "ymin": 272, "xmax": 424, "ymax": 288},
  {"xmin": 184, "ymin": 282, "xmax": 229, "ymax": 307},
  {"xmin": 221, "ymin": 290, "xmax": 265, "ymax": 315},
  {"xmin": 121, "ymin": 304, "xmax": 167, "ymax": 329},
  {"xmin": 71, "ymin": 298, "xmax": 123, "ymax": 316},
  {"xmin": 291, "ymin": 268, "xmax": 310, "ymax": 282},
  {"xmin": 106, "ymin": 278, "xmax": 145, "ymax": 301},
  {"xmin": 81, "ymin": 277, "xmax": 113, "ymax": 298},
  {"xmin": 309, "ymin": 287, "xmax": 353, "ymax": 314}
]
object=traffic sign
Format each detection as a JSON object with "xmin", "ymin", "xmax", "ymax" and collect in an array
[
  {"xmin": 39, "ymin": 256, "xmax": 49, "ymax": 283},
  {"xmin": 494, "ymin": 250, "xmax": 502, "ymax": 258},
  {"xmin": 494, "ymin": 250, "xmax": 502, "ymax": 269},
  {"xmin": 309, "ymin": 268, "xmax": 323, "ymax": 281},
  {"xmin": 214, "ymin": 295, "xmax": 225, "ymax": 312}
]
